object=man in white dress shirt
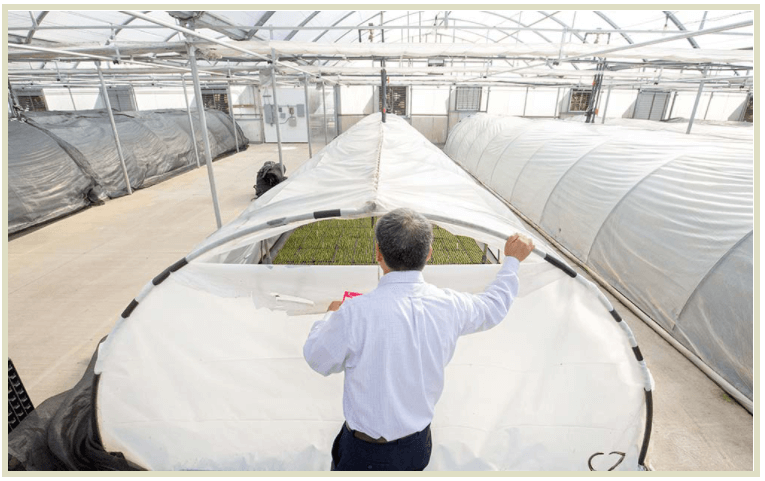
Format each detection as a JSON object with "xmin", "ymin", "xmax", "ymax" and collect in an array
[{"xmin": 303, "ymin": 208, "xmax": 534, "ymax": 471}]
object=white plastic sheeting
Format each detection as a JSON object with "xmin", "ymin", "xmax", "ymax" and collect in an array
[
  {"xmin": 444, "ymin": 114, "xmax": 753, "ymax": 404},
  {"xmin": 199, "ymin": 41, "xmax": 754, "ymax": 64},
  {"xmin": 89, "ymin": 115, "xmax": 651, "ymax": 470},
  {"xmin": 95, "ymin": 263, "xmax": 646, "ymax": 471},
  {"xmin": 94, "ymin": 114, "xmax": 650, "ymax": 470}
]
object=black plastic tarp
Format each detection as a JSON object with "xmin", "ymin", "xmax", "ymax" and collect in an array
[
  {"xmin": 8, "ymin": 340, "xmax": 141, "ymax": 471},
  {"xmin": 9, "ymin": 109, "xmax": 248, "ymax": 234},
  {"xmin": 8, "ymin": 121, "xmax": 93, "ymax": 233}
]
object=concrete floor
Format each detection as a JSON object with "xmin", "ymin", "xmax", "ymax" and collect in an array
[{"xmin": 6, "ymin": 143, "xmax": 753, "ymax": 471}]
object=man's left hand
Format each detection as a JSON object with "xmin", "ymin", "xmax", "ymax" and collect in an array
[{"xmin": 327, "ymin": 300, "xmax": 343, "ymax": 312}]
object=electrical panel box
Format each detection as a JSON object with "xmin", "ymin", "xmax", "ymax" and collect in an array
[
  {"xmin": 262, "ymin": 87, "xmax": 309, "ymax": 143},
  {"xmin": 264, "ymin": 104, "xmax": 275, "ymax": 125}
]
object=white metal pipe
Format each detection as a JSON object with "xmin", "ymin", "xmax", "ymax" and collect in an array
[
  {"xmin": 96, "ymin": 62, "xmax": 132, "ymax": 195},
  {"xmin": 181, "ymin": 77, "xmax": 201, "ymax": 168},
  {"xmin": 187, "ymin": 41, "xmax": 223, "ymax": 229},
  {"xmin": 687, "ymin": 66, "xmax": 710, "ymax": 134},
  {"xmin": 66, "ymin": 85, "xmax": 77, "ymax": 110},
  {"xmin": 8, "ymin": 43, "xmax": 219, "ymax": 76},
  {"xmin": 7, "ymin": 24, "xmax": 754, "ymax": 36},
  {"xmin": 446, "ymin": 84, "xmax": 453, "ymax": 137},
  {"xmin": 227, "ymin": 77, "xmax": 239, "ymax": 153},
  {"xmin": 254, "ymin": 84, "xmax": 266, "ymax": 145},
  {"xmin": 468, "ymin": 19, "xmax": 753, "ymax": 82},
  {"xmin": 601, "ymin": 85, "xmax": 612, "ymax": 124},
  {"xmin": 121, "ymin": 10, "xmax": 336, "ymax": 84},
  {"xmin": 667, "ymin": 90, "xmax": 679, "ymax": 119},
  {"xmin": 522, "ymin": 87, "xmax": 528, "ymax": 116},
  {"xmin": 554, "ymin": 87, "xmax": 560, "ymax": 118},
  {"xmin": 333, "ymin": 85, "xmax": 341, "ymax": 137},
  {"xmin": 703, "ymin": 91, "xmax": 715, "ymax": 120},
  {"xmin": 8, "ymin": 88, "xmax": 18, "ymax": 120},
  {"xmin": 270, "ymin": 49, "xmax": 285, "ymax": 175},
  {"xmin": 570, "ymin": 20, "xmax": 753, "ymax": 60},
  {"xmin": 187, "ymin": 204, "xmax": 376, "ymax": 262},
  {"xmin": 304, "ymin": 74, "xmax": 313, "ymax": 158},
  {"xmin": 322, "ymin": 81, "xmax": 328, "ymax": 145}
]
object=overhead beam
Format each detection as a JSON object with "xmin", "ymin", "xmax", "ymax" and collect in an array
[
  {"xmin": 246, "ymin": 11, "xmax": 275, "ymax": 40},
  {"xmin": 169, "ymin": 11, "xmax": 251, "ymax": 41},
  {"xmin": 6, "ymin": 23, "xmax": 753, "ymax": 37},
  {"xmin": 8, "ymin": 41, "xmax": 189, "ymax": 60},
  {"xmin": 481, "ymin": 10, "xmax": 554, "ymax": 44},
  {"xmin": 312, "ymin": 11, "xmax": 355, "ymax": 42},
  {"xmin": 25, "ymin": 11, "xmax": 49, "ymax": 44},
  {"xmin": 663, "ymin": 11, "xmax": 700, "ymax": 49},
  {"xmin": 463, "ymin": 18, "xmax": 752, "ymax": 81},
  {"xmin": 120, "ymin": 10, "xmax": 336, "ymax": 84},
  {"xmin": 538, "ymin": 11, "xmax": 585, "ymax": 42},
  {"xmin": 113, "ymin": 10, "xmax": 149, "ymax": 38},
  {"xmin": 594, "ymin": 11, "xmax": 634, "ymax": 45},
  {"xmin": 7, "ymin": 43, "xmax": 226, "ymax": 77},
  {"xmin": 284, "ymin": 11, "xmax": 320, "ymax": 41}
]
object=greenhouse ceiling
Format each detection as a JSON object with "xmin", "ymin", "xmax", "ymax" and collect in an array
[{"xmin": 6, "ymin": 10, "xmax": 755, "ymax": 92}]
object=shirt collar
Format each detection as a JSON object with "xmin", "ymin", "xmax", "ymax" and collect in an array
[{"xmin": 378, "ymin": 270, "xmax": 425, "ymax": 286}]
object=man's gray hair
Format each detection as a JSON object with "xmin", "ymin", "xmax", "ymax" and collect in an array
[{"xmin": 375, "ymin": 208, "xmax": 433, "ymax": 271}]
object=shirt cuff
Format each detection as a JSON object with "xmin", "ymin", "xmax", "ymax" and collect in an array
[{"xmin": 501, "ymin": 256, "xmax": 521, "ymax": 272}]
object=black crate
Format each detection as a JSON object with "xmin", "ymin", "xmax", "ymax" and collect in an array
[{"xmin": 8, "ymin": 359, "xmax": 34, "ymax": 433}]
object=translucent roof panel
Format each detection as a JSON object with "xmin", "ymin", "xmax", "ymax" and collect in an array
[
  {"xmin": 7, "ymin": 9, "xmax": 753, "ymax": 84},
  {"xmin": 8, "ymin": 9, "xmax": 753, "ymax": 49}
]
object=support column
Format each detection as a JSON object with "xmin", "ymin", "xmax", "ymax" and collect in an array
[
  {"xmin": 333, "ymin": 84, "xmax": 341, "ymax": 137},
  {"xmin": 227, "ymin": 74, "xmax": 239, "ymax": 153},
  {"xmin": 322, "ymin": 81, "xmax": 328, "ymax": 144},
  {"xmin": 522, "ymin": 87, "xmax": 529, "ymax": 116},
  {"xmin": 586, "ymin": 59, "xmax": 605, "ymax": 123},
  {"xmin": 554, "ymin": 87, "xmax": 561, "ymax": 118},
  {"xmin": 8, "ymin": 80, "xmax": 20, "ymax": 119},
  {"xmin": 667, "ymin": 90, "xmax": 679, "ymax": 119},
  {"xmin": 181, "ymin": 76, "xmax": 201, "ymax": 168},
  {"xmin": 703, "ymin": 91, "xmax": 715, "ymax": 120},
  {"xmin": 96, "ymin": 62, "xmax": 132, "ymax": 195},
  {"xmin": 254, "ymin": 84, "xmax": 266, "ymax": 144},
  {"xmin": 687, "ymin": 66, "xmax": 710, "ymax": 134},
  {"xmin": 380, "ymin": 68, "xmax": 387, "ymax": 123},
  {"xmin": 445, "ymin": 84, "xmax": 453, "ymax": 138},
  {"xmin": 601, "ymin": 86, "xmax": 612, "ymax": 124},
  {"xmin": 187, "ymin": 39, "xmax": 223, "ymax": 228},
  {"xmin": 303, "ymin": 73, "xmax": 313, "ymax": 158},
  {"xmin": 8, "ymin": 89, "xmax": 17, "ymax": 120},
  {"xmin": 270, "ymin": 48, "xmax": 285, "ymax": 175},
  {"xmin": 67, "ymin": 85, "xmax": 77, "ymax": 110}
]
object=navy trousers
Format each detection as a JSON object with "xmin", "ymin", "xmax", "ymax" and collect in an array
[{"xmin": 330, "ymin": 422, "xmax": 432, "ymax": 471}]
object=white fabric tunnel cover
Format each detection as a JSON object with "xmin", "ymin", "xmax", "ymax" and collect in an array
[
  {"xmin": 444, "ymin": 113, "xmax": 752, "ymax": 407},
  {"xmin": 94, "ymin": 114, "xmax": 650, "ymax": 471}
]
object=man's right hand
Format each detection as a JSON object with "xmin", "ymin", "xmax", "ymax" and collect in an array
[{"xmin": 504, "ymin": 233, "xmax": 535, "ymax": 262}]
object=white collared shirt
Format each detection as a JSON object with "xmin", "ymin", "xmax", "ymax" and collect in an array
[{"xmin": 303, "ymin": 258, "xmax": 520, "ymax": 441}]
